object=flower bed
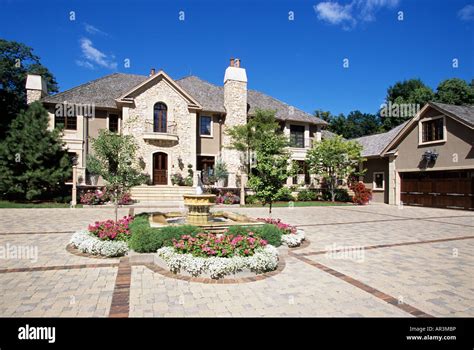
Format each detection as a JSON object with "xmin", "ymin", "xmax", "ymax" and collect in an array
[
  {"xmin": 88, "ymin": 216, "xmax": 133, "ymax": 241},
  {"xmin": 80, "ymin": 187, "xmax": 133, "ymax": 205},
  {"xmin": 216, "ymin": 191, "xmax": 240, "ymax": 205},
  {"xmin": 257, "ymin": 218, "xmax": 305, "ymax": 247},
  {"xmin": 70, "ymin": 230, "xmax": 129, "ymax": 257},
  {"xmin": 156, "ymin": 245, "xmax": 278, "ymax": 279},
  {"xmin": 173, "ymin": 232, "xmax": 267, "ymax": 258},
  {"xmin": 69, "ymin": 216, "xmax": 133, "ymax": 257}
]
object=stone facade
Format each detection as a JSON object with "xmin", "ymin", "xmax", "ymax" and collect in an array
[
  {"xmin": 122, "ymin": 77, "xmax": 197, "ymax": 184},
  {"xmin": 26, "ymin": 90, "xmax": 44, "ymax": 105}
]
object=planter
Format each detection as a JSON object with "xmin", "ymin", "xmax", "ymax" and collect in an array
[
  {"xmin": 217, "ymin": 177, "xmax": 228, "ymax": 188},
  {"xmin": 89, "ymin": 174, "xmax": 99, "ymax": 185}
]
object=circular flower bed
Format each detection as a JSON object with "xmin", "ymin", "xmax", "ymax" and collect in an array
[{"xmin": 69, "ymin": 216, "xmax": 133, "ymax": 257}]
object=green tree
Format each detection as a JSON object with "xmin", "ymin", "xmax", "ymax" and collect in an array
[
  {"xmin": 0, "ymin": 102, "xmax": 71, "ymax": 201},
  {"xmin": 87, "ymin": 130, "xmax": 148, "ymax": 220},
  {"xmin": 306, "ymin": 135, "xmax": 364, "ymax": 202},
  {"xmin": 226, "ymin": 109, "xmax": 282, "ymax": 174},
  {"xmin": 315, "ymin": 110, "xmax": 382, "ymax": 138},
  {"xmin": 0, "ymin": 39, "xmax": 59, "ymax": 138},
  {"xmin": 382, "ymin": 79, "xmax": 434, "ymax": 130},
  {"xmin": 434, "ymin": 78, "xmax": 474, "ymax": 105},
  {"xmin": 247, "ymin": 131, "xmax": 295, "ymax": 214}
]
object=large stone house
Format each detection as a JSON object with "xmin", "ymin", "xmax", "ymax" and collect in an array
[
  {"xmin": 26, "ymin": 59, "xmax": 328, "ymax": 199},
  {"xmin": 355, "ymin": 102, "xmax": 474, "ymax": 210}
]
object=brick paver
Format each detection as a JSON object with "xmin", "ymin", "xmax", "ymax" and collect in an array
[{"xmin": 0, "ymin": 204, "xmax": 473, "ymax": 317}]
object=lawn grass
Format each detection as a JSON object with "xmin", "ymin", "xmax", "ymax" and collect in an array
[
  {"xmin": 0, "ymin": 200, "xmax": 82, "ymax": 208},
  {"xmin": 242, "ymin": 201, "xmax": 352, "ymax": 208}
]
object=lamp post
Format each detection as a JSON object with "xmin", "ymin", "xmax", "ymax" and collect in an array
[{"xmin": 71, "ymin": 155, "xmax": 78, "ymax": 208}]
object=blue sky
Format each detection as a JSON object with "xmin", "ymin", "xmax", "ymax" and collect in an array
[{"xmin": 1, "ymin": 0, "xmax": 473, "ymax": 116}]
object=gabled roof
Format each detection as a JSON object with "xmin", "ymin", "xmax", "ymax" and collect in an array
[
  {"xmin": 42, "ymin": 72, "xmax": 326, "ymax": 125},
  {"xmin": 353, "ymin": 121, "xmax": 408, "ymax": 157},
  {"xmin": 116, "ymin": 70, "xmax": 202, "ymax": 109},
  {"xmin": 41, "ymin": 73, "xmax": 147, "ymax": 108},
  {"xmin": 428, "ymin": 102, "xmax": 474, "ymax": 128}
]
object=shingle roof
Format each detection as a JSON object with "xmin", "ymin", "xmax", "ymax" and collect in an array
[
  {"xmin": 41, "ymin": 73, "xmax": 147, "ymax": 108},
  {"xmin": 353, "ymin": 121, "xmax": 408, "ymax": 157},
  {"xmin": 429, "ymin": 102, "xmax": 474, "ymax": 127},
  {"xmin": 42, "ymin": 73, "xmax": 326, "ymax": 125}
]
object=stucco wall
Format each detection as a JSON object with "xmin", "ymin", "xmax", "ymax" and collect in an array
[
  {"xmin": 197, "ymin": 113, "xmax": 221, "ymax": 156},
  {"xmin": 394, "ymin": 114, "xmax": 474, "ymax": 171},
  {"xmin": 362, "ymin": 157, "xmax": 389, "ymax": 203}
]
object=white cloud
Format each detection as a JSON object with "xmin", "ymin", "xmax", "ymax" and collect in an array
[
  {"xmin": 75, "ymin": 60, "xmax": 94, "ymax": 69},
  {"xmin": 314, "ymin": 0, "xmax": 400, "ymax": 29},
  {"xmin": 458, "ymin": 4, "xmax": 474, "ymax": 21},
  {"xmin": 84, "ymin": 23, "xmax": 108, "ymax": 36},
  {"xmin": 78, "ymin": 38, "xmax": 117, "ymax": 70}
]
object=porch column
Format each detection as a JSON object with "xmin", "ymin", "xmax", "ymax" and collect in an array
[{"xmin": 388, "ymin": 155, "xmax": 399, "ymax": 205}]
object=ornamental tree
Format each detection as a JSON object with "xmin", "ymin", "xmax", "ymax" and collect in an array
[
  {"xmin": 0, "ymin": 102, "xmax": 71, "ymax": 201},
  {"xmin": 87, "ymin": 130, "xmax": 148, "ymax": 220},
  {"xmin": 247, "ymin": 130, "xmax": 296, "ymax": 214},
  {"xmin": 306, "ymin": 135, "xmax": 365, "ymax": 202}
]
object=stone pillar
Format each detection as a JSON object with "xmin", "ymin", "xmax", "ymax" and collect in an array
[
  {"xmin": 388, "ymin": 155, "xmax": 398, "ymax": 205},
  {"xmin": 315, "ymin": 126, "xmax": 322, "ymax": 142},
  {"xmin": 240, "ymin": 173, "xmax": 247, "ymax": 205},
  {"xmin": 71, "ymin": 165, "xmax": 77, "ymax": 207}
]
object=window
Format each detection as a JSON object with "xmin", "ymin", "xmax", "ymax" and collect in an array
[
  {"xmin": 290, "ymin": 125, "xmax": 305, "ymax": 148},
  {"xmin": 55, "ymin": 114, "xmax": 77, "ymax": 130},
  {"xmin": 292, "ymin": 160, "xmax": 310, "ymax": 185},
  {"xmin": 153, "ymin": 102, "xmax": 167, "ymax": 132},
  {"xmin": 421, "ymin": 117, "xmax": 444, "ymax": 143},
  {"xmin": 373, "ymin": 172, "xmax": 384, "ymax": 191},
  {"xmin": 108, "ymin": 114, "xmax": 119, "ymax": 133},
  {"xmin": 200, "ymin": 116, "xmax": 212, "ymax": 136}
]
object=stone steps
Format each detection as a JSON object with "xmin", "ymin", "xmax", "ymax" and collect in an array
[{"xmin": 130, "ymin": 185, "xmax": 195, "ymax": 202}]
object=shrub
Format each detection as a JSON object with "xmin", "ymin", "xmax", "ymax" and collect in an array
[
  {"xmin": 171, "ymin": 173, "xmax": 184, "ymax": 186},
  {"xmin": 88, "ymin": 216, "xmax": 133, "ymax": 241},
  {"xmin": 128, "ymin": 221, "xmax": 200, "ymax": 253},
  {"xmin": 80, "ymin": 187, "xmax": 109, "ymax": 205},
  {"xmin": 275, "ymin": 187, "xmax": 294, "ymax": 201},
  {"xmin": 321, "ymin": 188, "xmax": 351, "ymax": 202},
  {"xmin": 254, "ymin": 224, "xmax": 282, "ymax": 247},
  {"xmin": 216, "ymin": 191, "xmax": 240, "ymax": 204},
  {"xmin": 350, "ymin": 182, "xmax": 372, "ymax": 205},
  {"xmin": 297, "ymin": 189, "xmax": 316, "ymax": 201},
  {"xmin": 244, "ymin": 194, "xmax": 259, "ymax": 205}
]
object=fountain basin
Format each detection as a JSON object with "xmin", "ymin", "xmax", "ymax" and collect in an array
[{"xmin": 183, "ymin": 194, "xmax": 216, "ymax": 225}]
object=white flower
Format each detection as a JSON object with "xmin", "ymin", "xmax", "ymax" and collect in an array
[
  {"xmin": 69, "ymin": 230, "xmax": 128, "ymax": 257},
  {"xmin": 281, "ymin": 229, "xmax": 305, "ymax": 247},
  {"xmin": 156, "ymin": 245, "xmax": 279, "ymax": 279}
]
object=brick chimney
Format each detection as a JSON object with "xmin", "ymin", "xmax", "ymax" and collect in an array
[
  {"xmin": 222, "ymin": 57, "xmax": 248, "ymax": 186},
  {"xmin": 25, "ymin": 74, "xmax": 47, "ymax": 104}
]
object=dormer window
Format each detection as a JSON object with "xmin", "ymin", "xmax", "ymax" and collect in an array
[
  {"xmin": 153, "ymin": 102, "xmax": 167, "ymax": 133},
  {"xmin": 419, "ymin": 116, "xmax": 446, "ymax": 145}
]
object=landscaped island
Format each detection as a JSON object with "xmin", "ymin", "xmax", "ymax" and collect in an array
[{"xmin": 68, "ymin": 212, "xmax": 305, "ymax": 279}]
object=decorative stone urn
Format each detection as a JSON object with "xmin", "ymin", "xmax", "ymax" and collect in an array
[{"xmin": 183, "ymin": 194, "xmax": 216, "ymax": 225}]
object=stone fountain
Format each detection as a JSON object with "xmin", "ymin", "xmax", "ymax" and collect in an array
[{"xmin": 149, "ymin": 174, "xmax": 262, "ymax": 231}]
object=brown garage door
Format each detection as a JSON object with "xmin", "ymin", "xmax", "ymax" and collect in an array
[{"xmin": 401, "ymin": 170, "xmax": 474, "ymax": 210}]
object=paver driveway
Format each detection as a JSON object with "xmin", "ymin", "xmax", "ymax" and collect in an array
[{"xmin": 0, "ymin": 204, "xmax": 472, "ymax": 317}]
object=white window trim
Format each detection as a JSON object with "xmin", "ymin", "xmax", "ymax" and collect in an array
[
  {"xmin": 199, "ymin": 115, "xmax": 213, "ymax": 138},
  {"xmin": 418, "ymin": 115, "xmax": 447, "ymax": 146},
  {"xmin": 107, "ymin": 112, "xmax": 120, "ymax": 133},
  {"xmin": 373, "ymin": 172, "xmax": 385, "ymax": 191}
]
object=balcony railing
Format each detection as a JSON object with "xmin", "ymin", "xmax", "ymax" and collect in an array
[
  {"xmin": 142, "ymin": 121, "xmax": 178, "ymax": 141},
  {"xmin": 288, "ymin": 137, "xmax": 318, "ymax": 149}
]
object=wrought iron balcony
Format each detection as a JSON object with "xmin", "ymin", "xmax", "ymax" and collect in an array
[{"xmin": 142, "ymin": 121, "xmax": 178, "ymax": 142}]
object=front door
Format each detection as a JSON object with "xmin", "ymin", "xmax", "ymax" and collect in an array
[{"xmin": 153, "ymin": 152, "xmax": 168, "ymax": 185}]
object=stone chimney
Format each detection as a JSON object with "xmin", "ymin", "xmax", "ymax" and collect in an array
[
  {"xmin": 150, "ymin": 68, "xmax": 156, "ymax": 76},
  {"xmin": 25, "ymin": 74, "xmax": 47, "ymax": 104},
  {"xmin": 222, "ymin": 57, "xmax": 248, "ymax": 187}
]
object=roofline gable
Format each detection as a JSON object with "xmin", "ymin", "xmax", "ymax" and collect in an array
[
  {"xmin": 381, "ymin": 102, "xmax": 474, "ymax": 156},
  {"xmin": 115, "ymin": 70, "xmax": 202, "ymax": 109}
]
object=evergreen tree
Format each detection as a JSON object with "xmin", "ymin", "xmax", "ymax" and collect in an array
[{"xmin": 0, "ymin": 102, "xmax": 71, "ymax": 200}]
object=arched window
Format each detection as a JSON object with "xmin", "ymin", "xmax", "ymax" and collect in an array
[{"xmin": 153, "ymin": 102, "xmax": 167, "ymax": 132}]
